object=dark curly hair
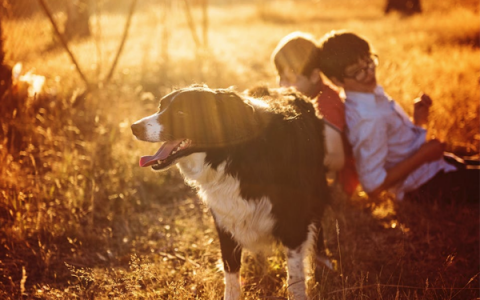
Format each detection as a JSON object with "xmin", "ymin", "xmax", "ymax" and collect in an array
[{"xmin": 318, "ymin": 31, "xmax": 373, "ymax": 83}]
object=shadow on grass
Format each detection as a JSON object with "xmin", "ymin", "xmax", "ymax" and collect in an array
[{"xmin": 319, "ymin": 192, "xmax": 479, "ymax": 299}]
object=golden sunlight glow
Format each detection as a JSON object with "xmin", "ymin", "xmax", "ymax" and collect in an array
[
  {"xmin": 12, "ymin": 63, "xmax": 45, "ymax": 98},
  {"xmin": 2, "ymin": 1, "xmax": 479, "ymax": 298},
  {"xmin": 371, "ymin": 201, "xmax": 395, "ymax": 219},
  {"xmin": 390, "ymin": 221, "xmax": 397, "ymax": 229},
  {"xmin": 245, "ymin": 96, "xmax": 270, "ymax": 109}
]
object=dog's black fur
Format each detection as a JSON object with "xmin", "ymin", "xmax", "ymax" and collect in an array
[{"xmin": 132, "ymin": 85, "xmax": 330, "ymax": 299}]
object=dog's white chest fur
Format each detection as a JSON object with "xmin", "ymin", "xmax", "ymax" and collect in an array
[{"xmin": 177, "ymin": 153, "xmax": 276, "ymax": 252}]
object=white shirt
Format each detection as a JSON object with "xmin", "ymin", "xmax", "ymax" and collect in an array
[{"xmin": 345, "ymin": 86, "xmax": 456, "ymax": 200}]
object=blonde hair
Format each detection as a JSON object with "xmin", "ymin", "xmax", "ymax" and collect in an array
[{"xmin": 271, "ymin": 32, "xmax": 321, "ymax": 76}]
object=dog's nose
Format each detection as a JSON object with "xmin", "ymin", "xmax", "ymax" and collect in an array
[{"xmin": 131, "ymin": 122, "xmax": 142, "ymax": 137}]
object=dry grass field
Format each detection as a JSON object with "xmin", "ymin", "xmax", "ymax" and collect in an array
[{"xmin": 1, "ymin": 0, "xmax": 479, "ymax": 299}]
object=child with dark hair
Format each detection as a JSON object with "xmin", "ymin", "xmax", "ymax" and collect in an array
[
  {"xmin": 271, "ymin": 32, "xmax": 359, "ymax": 195},
  {"xmin": 318, "ymin": 30, "xmax": 479, "ymax": 202}
]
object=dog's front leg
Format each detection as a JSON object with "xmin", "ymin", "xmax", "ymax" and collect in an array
[
  {"xmin": 215, "ymin": 223, "xmax": 242, "ymax": 300},
  {"xmin": 286, "ymin": 246, "xmax": 307, "ymax": 300}
]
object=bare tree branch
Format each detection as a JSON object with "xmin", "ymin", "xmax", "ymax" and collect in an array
[
  {"xmin": 103, "ymin": 0, "xmax": 138, "ymax": 85},
  {"xmin": 37, "ymin": 0, "xmax": 90, "ymax": 88},
  {"xmin": 202, "ymin": 0, "xmax": 208, "ymax": 48},
  {"xmin": 183, "ymin": 0, "xmax": 202, "ymax": 48}
]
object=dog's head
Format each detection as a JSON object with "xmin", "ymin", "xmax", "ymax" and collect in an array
[{"xmin": 131, "ymin": 85, "xmax": 264, "ymax": 170}]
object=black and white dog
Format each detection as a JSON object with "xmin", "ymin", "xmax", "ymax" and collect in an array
[{"xmin": 131, "ymin": 85, "xmax": 330, "ymax": 300}]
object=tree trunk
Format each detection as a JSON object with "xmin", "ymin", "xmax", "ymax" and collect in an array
[
  {"xmin": 64, "ymin": 0, "xmax": 91, "ymax": 40},
  {"xmin": 385, "ymin": 0, "xmax": 422, "ymax": 15},
  {"xmin": 0, "ymin": 21, "xmax": 12, "ymax": 99}
]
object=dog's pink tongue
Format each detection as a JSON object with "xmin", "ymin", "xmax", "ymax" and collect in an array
[{"xmin": 139, "ymin": 140, "xmax": 183, "ymax": 167}]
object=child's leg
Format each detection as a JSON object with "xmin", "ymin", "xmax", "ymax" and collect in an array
[
  {"xmin": 406, "ymin": 168, "xmax": 479, "ymax": 203},
  {"xmin": 444, "ymin": 152, "xmax": 480, "ymax": 169}
]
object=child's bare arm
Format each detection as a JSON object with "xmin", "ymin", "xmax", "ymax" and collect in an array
[{"xmin": 369, "ymin": 139, "xmax": 445, "ymax": 197}]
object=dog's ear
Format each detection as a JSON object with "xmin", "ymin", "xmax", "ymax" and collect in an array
[{"xmin": 213, "ymin": 90, "xmax": 266, "ymax": 145}]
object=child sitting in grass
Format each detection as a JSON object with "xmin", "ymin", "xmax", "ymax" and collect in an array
[
  {"xmin": 317, "ymin": 30, "xmax": 479, "ymax": 202},
  {"xmin": 271, "ymin": 31, "xmax": 358, "ymax": 195}
]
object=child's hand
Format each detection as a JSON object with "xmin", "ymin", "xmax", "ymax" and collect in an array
[
  {"xmin": 419, "ymin": 139, "xmax": 445, "ymax": 162},
  {"xmin": 413, "ymin": 93, "xmax": 432, "ymax": 126}
]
